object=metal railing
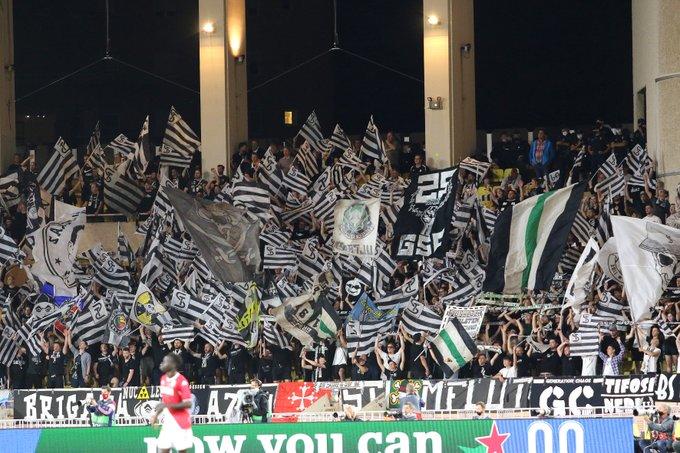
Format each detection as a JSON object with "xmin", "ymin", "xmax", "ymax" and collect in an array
[{"xmin": 0, "ymin": 406, "xmax": 645, "ymax": 429}]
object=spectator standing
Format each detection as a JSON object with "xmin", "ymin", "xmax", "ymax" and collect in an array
[
  {"xmin": 94, "ymin": 343, "xmax": 115, "ymax": 387},
  {"xmin": 599, "ymin": 332, "xmax": 625, "ymax": 376},
  {"xmin": 528, "ymin": 129, "xmax": 555, "ymax": 179},
  {"xmin": 8, "ymin": 346, "xmax": 27, "ymax": 389},
  {"xmin": 409, "ymin": 154, "xmax": 429, "ymax": 177},
  {"xmin": 25, "ymin": 349, "xmax": 45, "ymax": 389},
  {"xmin": 40, "ymin": 332, "xmax": 69, "ymax": 388},
  {"xmin": 70, "ymin": 334, "xmax": 92, "ymax": 388},
  {"xmin": 87, "ymin": 386, "xmax": 116, "ymax": 427}
]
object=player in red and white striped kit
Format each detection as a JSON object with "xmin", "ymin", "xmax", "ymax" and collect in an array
[{"xmin": 149, "ymin": 353, "xmax": 193, "ymax": 453}]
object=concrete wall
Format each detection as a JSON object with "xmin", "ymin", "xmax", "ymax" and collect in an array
[
  {"xmin": 423, "ymin": 0, "xmax": 476, "ymax": 169},
  {"xmin": 632, "ymin": 0, "xmax": 680, "ymax": 193},
  {"xmin": 77, "ymin": 221, "xmax": 142, "ymax": 255},
  {"xmin": 199, "ymin": 0, "xmax": 248, "ymax": 177},
  {"xmin": 0, "ymin": 0, "xmax": 15, "ymax": 171}
]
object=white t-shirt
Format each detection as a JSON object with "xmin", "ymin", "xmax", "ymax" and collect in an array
[
  {"xmin": 641, "ymin": 348, "xmax": 661, "ymax": 374},
  {"xmin": 499, "ymin": 366, "xmax": 517, "ymax": 378},
  {"xmin": 645, "ymin": 214, "xmax": 662, "ymax": 224},
  {"xmin": 380, "ymin": 351, "xmax": 401, "ymax": 365},
  {"xmin": 603, "ymin": 358, "xmax": 615, "ymax": 376}
]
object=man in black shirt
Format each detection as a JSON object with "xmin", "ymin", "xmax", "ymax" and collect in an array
[
  {"xmin": 514, "ymin": 345, "xmax": 534, "ymax": 378},
  {"xmin": 537, "ymin": 338, "xmax": 562, "ymax": 377},
  {"xmin": 119, "ymin": 347, "xmax": 140, "ymax": 387},
  {"xmin": 40, "ymin": 333, "xmax": 69, "ymax": 388},
  {"xmin": 409, "ymin": 154, "xmax": 429, "ymax": 177},
  {"xmin": 94, "ymin": 343, "xmax": 115, "ymax": 387},
  {"xmin": 471, "ymin": 353, "xmax": 493, "ymax": 378},
  {"xmin": 225, "ymin": 344, "xmax": 247, "ymax": 384},
  {"xmin": 8, "ymin": 346, "xmax": 27, "ymax": 389},
  {"xmin": 557, "ymin": 342, "xmax": 582, "ymax": 377},
  {"xmin": 25, "ymin": 350, "xmax": 45, "ymax": 389},
  {"xmin": 271, "ymin": 346, "xmax": 292, "ymax": 382},
  {"xmin": 407, "ymin": 334, "xmax": 430, "ymax": 379},
  {"xmin": 187, "ymin": 342, "xmax": 219, "ymax": 385}
]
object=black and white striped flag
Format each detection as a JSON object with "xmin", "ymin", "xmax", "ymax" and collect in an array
[
  {"xmin": 232, "ymin": 180, "xmax": 271, "ymax": 222},
  {"xmin": 295, "ymin": 141, "xmax": 321, "ymax": 178},
  {"xmin": 598, "ymin": 153, "xmax": 619, "ymax": 178},
  {"xmin": 117, "ymin": 223, "xmax": 135, "ymax": 268},
  {"xmin": 86, "ymin": 144, "xmax": 108, "ymax": 175},
  {"xmin": 71, "ymin": 297, "xmax": 109, "ymax": 345},
  {"xmin": 570, "ymin": 313, "xmax": 610, "ymax": 357},
  {"xmin": 359, "ymin": 116, "xmax": 386, "ymax": 164},
  {"xmin": 132, "ymin": 115, "xmax": 154, "ymax": 177},
  {"xmin": 459, "ymin": 157, "xmax": 491, "ymax": 181},
  {"xmin": 375, "ymin": 278, "xmax": 419, "ymax": 313},
  {"xmin": 571, "ymin": 211, "xmax": 594, "ymax": 245},
  {"xmin": 160, "ymin": 106, "xmax": 200, "ymax": 168},
  {"xmin": 594, "ymin": 170, "xmax": 625, "ymax": 199},
  {"xmin": 400, "ymin": 300, "xmax": 442, "ymax": 337},
  {"xmin": 170, "ymin": 288, "xmax": 211, "ymax": 323},
  {"xmin": 0, "ymin": 325, "xmax": 19, "ymax": 366},
  {"xmin": 37, "ymin": 137, "xmax": 80, "ymax": 195},
  {"xmin": 104, "ymin": 134, "xmax": 136, "ymax": 157},
  {"xmin": 595, "ymin": 202, "xmax": 613, "ymax": 247},
  {"xmin": 297, "ymin": 239, "xmax": 325, "ymax": 280},
  {"xmin": 298, "ymin": 111, "xmax": 332, "ymax": 153},
  {"xmin": 346, "ymin": 318, "xmax": 393, "ymax": 357},
  {"xmin": 595, "ymin": 291, "xmax": 627, "ymax": 320},
  {"xmin": 260, "ymin": 226, "xmax": 291, "ymax": 248},
  {"xmin": 86, "ymin": 121, "xmax": 101, "ymax": 156},
  {"xmin": 263, "ymin": 320, "xmax": 292, "ymax": 350},
  {"xmin": 282, "ymin": 166, "xmax": 311, "ymax": 195},
  {"xmin": 329, "ymin": 123, "xmax": 351, "ymax": 151},
  {"xmin": 85, "ymin": 244, "xmax": 132, "ymax": 293},
  {"xmin": 103, "ymin": 161, "xmax": 144, "ymax": 216},
  {"xmin": 163, "ymin": 235, "xmax": 198, "ymax": 262},
  {"xmin": 0, "ymin": 226, "xmax": 23, "ymax": 265},
  {"xmin": 161, "ymin": 325, "xmax": 196, "ymax": 344},
  {"xmin": 624, "ymin": 144, "xmax": 651, "ymax": 175},
  {"xmin": 312, "ymin": 189, "xmax": 338, "ymax": 221},
  {"xmin": 276, "ymin": 277, "xmax": 301, "ymax": 299},
  {"xmin": 356, "ymin": 247, "xmax": 396, "ymax": 297},
  {"xmin": 263, "ymin": 245, "xmax": 297, "ymax": 269}
]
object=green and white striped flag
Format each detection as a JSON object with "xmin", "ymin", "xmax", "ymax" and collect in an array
[
  {"xmin": 484, "ymin": 182, "xmax": 586, "ymax": 294},
  {"xmin": 430, "ymin": 318, "xmax": 478, "ymax": 375}
]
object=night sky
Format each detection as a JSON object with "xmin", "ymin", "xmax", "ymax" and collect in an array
[{"xmin": 13, "ymin": 0, "xmax": 632, "ymax": 151}]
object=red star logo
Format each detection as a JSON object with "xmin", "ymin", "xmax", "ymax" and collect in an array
[{"xmin": 475, "ymin": 422, "xmax": 510, "ymax": 453}]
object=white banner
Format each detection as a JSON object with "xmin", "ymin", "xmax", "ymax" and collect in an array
[
  {"xmin": 612, "ymin": 216, "xmax": 680, "ymax": 322},
  {"xmin": 442, "ymin": 305, "xmax": 486, "ymax": 339},
  {"xmin": 332, "ymin": 198, "xmax": 380, "ymax": 257}
]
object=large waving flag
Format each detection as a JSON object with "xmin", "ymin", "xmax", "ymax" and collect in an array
[
  {"xmin": 430, "ymin": 318, "xmax": 478, "ymax": 376},
  {"xmin": 611, "ymin": 216, "xmax": 680, "ymax": 322},
  {"xmin": 484, "ymin": 182, "xmax": 586, "ymax": 294}
]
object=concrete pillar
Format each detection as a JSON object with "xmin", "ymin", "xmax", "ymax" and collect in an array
[
  {"xmin": 0, "ymin": 0, "xmax": 15, "ymax": 171},
  {"xmin": 199, "ymin": 0, "xmax": 247, "ymax": 177},
  {"xmin": 632, "ymin": 0, "xmax": 680, "ymax": 193},
  {"xmin": 423, "ymin": 0, "xmax": 476, "ymax": 169}
]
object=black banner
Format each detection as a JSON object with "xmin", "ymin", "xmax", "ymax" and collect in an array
[
  {"xmin": 393, "ymin": 167, "xmax": 458, "ymax": 259},
  {"xmin": 12, "ymin": 384, "xmax": 278, "ymax": 420},
  {"xmin": 421, "ymin": 378, "xmax": 532, "ymax": 410},
  {"xmin": 531, "ymin": 376, "xmax": 656, "ymax": 416}
]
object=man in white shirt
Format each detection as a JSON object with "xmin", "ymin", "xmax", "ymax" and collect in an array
[{"xmin": 644, "ymin": 204, "xmax": 662, "ymax": 224}]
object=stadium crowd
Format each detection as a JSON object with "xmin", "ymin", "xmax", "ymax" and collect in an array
[{"xmin": 1, "ymin": 114, "xmax": 679, "ymax": 396}]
